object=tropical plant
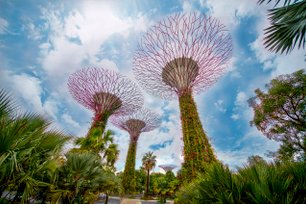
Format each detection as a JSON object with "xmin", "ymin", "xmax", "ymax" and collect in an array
[
  {"xmin": 176, "ymin": 161, "xmax": 306, "ymax": 204},
  {"xmin": 0, "ymin": 89, "xmax": 70, "ymax": 203},
  {"xmin": 51, "ymin": 152, "xmax": 118, "ymax": 204},
  {"xmin": 142, "ymin": 151, "xmax": 156, "ymax": 197},
  {"xmin": 73, "ymin": 129, "xmax": 119, "ymax": 169},
  {"xmin": 135, "ymin": 168, "xmax": 146, "ymax": 194},
  {"xmin": 258, "ymin": 0, "xmax": 306, "ymax": 54},
  {"xmin": 249, "ymin": 69, "xmax": 306, "ymax": 161},
  {"xmin": 152, "ymin": 171, "xmax": 179, "ymax": 203}
]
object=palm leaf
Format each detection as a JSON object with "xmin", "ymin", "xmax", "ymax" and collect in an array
[{"xmin": 261, "ymin": 1, "xmax": 306, "ymax": 54}]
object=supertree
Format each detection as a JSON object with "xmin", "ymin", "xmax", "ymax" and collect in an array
[
  {"xmin": 133, "ymin": 13, "xmax": 232, "ymax": 180},
  {"xmin": 159, "ymin": 164, "xmax": 177, "ymax": 173},
  {"xmin": 110, "ymin": 108, "xmax": 161, "ymax": 194},
  {"xmin": 68, "ymin": 68, "xmax": 143, "ymax": 139}
]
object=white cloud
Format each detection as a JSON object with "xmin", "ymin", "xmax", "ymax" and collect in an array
[
  {"xmin": 43, "ymin": 97, "xmax": 59, "ymax": 120},
  {"xmin": 8, "ymin": 72, "xmax": 44, "ymax": 113},
  {"xmin": 182, "ymin": 0, "xmax": 193, "ymax": 12},
  {"xmin": 231, "ymin": 114, "xmax": 240, "ymax": 120},
  {"xmin": 201, "ymin": 0, "xmax": 262, "ymax": 28},
  {"xmin": 38, "ymin": 1, "xmax": 152, "ymax": 91},
  {"xmin": 216, "ymin": 128, "xmax": 279, "ymax": 169},
  {"xmin": 0, "ymin": 17, "xmax": 9, "ymax": 34},
  {"xmin": 235, "ymin": 91, "xmax": 248, "ymax": 107},
  {"xmin": 214, "ymin": 99, "xmax": 226, "ymax": 113},
  {"xmin": 62, "ymin": 112, "xmax": 81, "ymax": 129}
]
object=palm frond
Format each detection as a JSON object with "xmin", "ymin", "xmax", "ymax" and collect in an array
[
  {"xmin": 258, "ymin": 0, "xmax": 299, "ymax": 7},
  {"xmin": 263, "ymin": 1, "xmax": 306, "ymax": 53}
]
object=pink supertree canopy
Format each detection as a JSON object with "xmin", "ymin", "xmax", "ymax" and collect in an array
[
  {"xmin": 67, "ymin": 67, "xmax": 143, "ymax": 116},
  {"xmin": 110, "ymin": 108, "xmax": 161, "ymax": 137},
  {"xmin": 159, "ymin": 164, "xmax": 177, "ymax": 172},
  {"xmin": 133, "ymin": 13, "xmax": 233, "ymax": 98}
]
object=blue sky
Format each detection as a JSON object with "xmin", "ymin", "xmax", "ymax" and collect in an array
[{"xmin": 1, "ymin": 0, "xmax": 305, "ymax": 172}]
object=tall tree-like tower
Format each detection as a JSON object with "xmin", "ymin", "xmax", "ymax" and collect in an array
[
  {"xmin": 68, "ymin": 68, "xmax": 143, "ymax": 138},
  {"xmin": 133, "ymin": 13, "xmax": 232, "ymax": 180},
  {"xmin": 111, "ymin": 109, "xmax": 161, "ymax": 194}
]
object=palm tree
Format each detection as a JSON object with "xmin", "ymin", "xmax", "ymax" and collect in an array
[
  {"xmin": 142, "ymin": 151, "xmax": 157, "ymax": 197},
  {"xmin": 258, "ymin": 0, "xmax": 306, "ymax": 54},
  {"xmin": 0, "ymin": 89, "xmax": 70, "ymax": 203},
  {"xmin": 52, "ymin": 152, "xmax": 105, "ymax": 203},
  {"xmin": 74, "ymin": 129, "xmax": 119, "ymax": 169}
]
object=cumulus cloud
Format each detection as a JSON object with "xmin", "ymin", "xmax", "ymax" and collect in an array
[
  {"xmin": 216, "ymin": 128, "xmax": 279, "ymax": 169},
  {"xmin": 214, "ymin": 99, "xmax": 227, "ymax": 113},
  {"xmin": 62, "ymin": 112, "xmax": 81, "ymax": 129},
  {"xmin": 200, "ymin": 0, "xmax": 262, "ymax": 28},
  {"xmin": 0, "ymin": 17, "xmax": 9, "ymax": 34}
]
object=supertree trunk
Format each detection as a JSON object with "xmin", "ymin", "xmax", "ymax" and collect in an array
[
  {"xmin": 87, "ymin": 111, "xmax": 110, "ymax": 138},
  {"xmin": 179, "ymin": 92, "xmax": 216, "ymax": 180},
  {"xmin": 122, "ymin": 134, "xmax": 139, "ymax": 194}
]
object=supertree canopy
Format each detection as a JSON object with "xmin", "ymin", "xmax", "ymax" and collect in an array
[
  {"xmin": 133, "ymin": 13, "xmax": 232, "ymax": 180},
  {"xmin": 68, "ymin": 67, "xmax": 143, "ymax": 138},
  {"xmin": 159, "ymin": 164, "xmax": 177, "ymax": 172},
  {"xmin": 111, "ymin": 108, "xmax": 161, "ymax": 194}
]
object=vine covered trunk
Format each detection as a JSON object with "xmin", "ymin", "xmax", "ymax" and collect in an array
[
  {"xmin": 122, "ymin": 134, "xmax": 139, "ymax": 194},
  {"xmin": 87, "ymin": 112, "xmax": 110, "ymax": 138},
  {"xmin": 179, "ymin": 92, "xmax": 216, "ymax": 180}
]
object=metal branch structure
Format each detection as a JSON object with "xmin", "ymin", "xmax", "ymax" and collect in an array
[
  {"xmin": 159, "ymin": 164, "xmax": 177, "ymax": 173},
  {"xmin": 133, "ymin": 13, "xmax": 232, "ymax": 180},
  {"xmin": 110, "ymin": 109, "xmax": 161, "ymax": 194},
  {"xmin": 68, "ymin": 67, "xmax": 143, "ymax": 138}
]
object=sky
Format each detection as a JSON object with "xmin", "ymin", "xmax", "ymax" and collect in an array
[{"xmin": 0, "ymin": 0, "xmax": 305, "ymax": 173}]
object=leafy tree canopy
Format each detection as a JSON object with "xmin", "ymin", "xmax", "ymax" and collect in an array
[{"xmin": 249, "ymin": 69, "xmax": 306, "ymax": 161}]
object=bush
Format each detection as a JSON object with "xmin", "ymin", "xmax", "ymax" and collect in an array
[{"xmin": 176, "ymin": 162, "xmax": 306, "ymax": 204}]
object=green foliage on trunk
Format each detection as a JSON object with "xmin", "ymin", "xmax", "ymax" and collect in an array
[
  {"xmin": 122, "ymin": 139, "xmax": 138, "ymax": 194},
  {"xmin": 179, "ymin": 92, "xmax": 216, "ymax": 181}
]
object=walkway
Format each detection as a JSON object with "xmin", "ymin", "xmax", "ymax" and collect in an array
[{"xmin": 95, "ymin": 196, "xmax": 174, "ymax": 204}]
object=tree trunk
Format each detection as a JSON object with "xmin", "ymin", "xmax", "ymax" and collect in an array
[
  {"xmin": 178, "ymin": 92, "xmax": 216, "ymax": 181},
  {"xmin": 122, "ymin": 134, "xmax": 139, "ymax": 194},
  {"xmin": 145, "ymin": 169, "xmax": 150, "ymax": 197},
  {"xmin": 86, "ymin": 112, "xmax": 110, "ymax": 138},
  {"xmin": 105, "ymin": 193, "xmax": 109, "ymax": 204}
]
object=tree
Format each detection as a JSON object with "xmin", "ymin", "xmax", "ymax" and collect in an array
[
  {"xmin": 73, "ymin": 129, "xmax": 119, "ymax": 170},
  {"xmin": 133, "ymin": 12, "xmax": 232, "ymax": 181},
  {"xmin": 111, "ymin": 109, "xmax": 160, "ymax": 194},
  {"xmin": 52, "ymin": 152, "xmax": 115, "ymax": 203},
  {"xmin": 249, "ymin": 69, "xmax": 306, "ymax": 161},
  {"xmin": 67, "ymin": 67, "xmax": 143, "ymax": 139},
  {"xmin": 142, "ymin": 151, "xmax": 157, "ymax": 197},
  {"xmin": 247, "ymin": 155, "xmax": 266, "ymax": 166},
  {"xmin": 152, "ymin": 171, "xmax": 179, "ymax": 203},
  {"xmin": 258, "ymin": 0, "xmax": 306, "ymax": 54}
]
